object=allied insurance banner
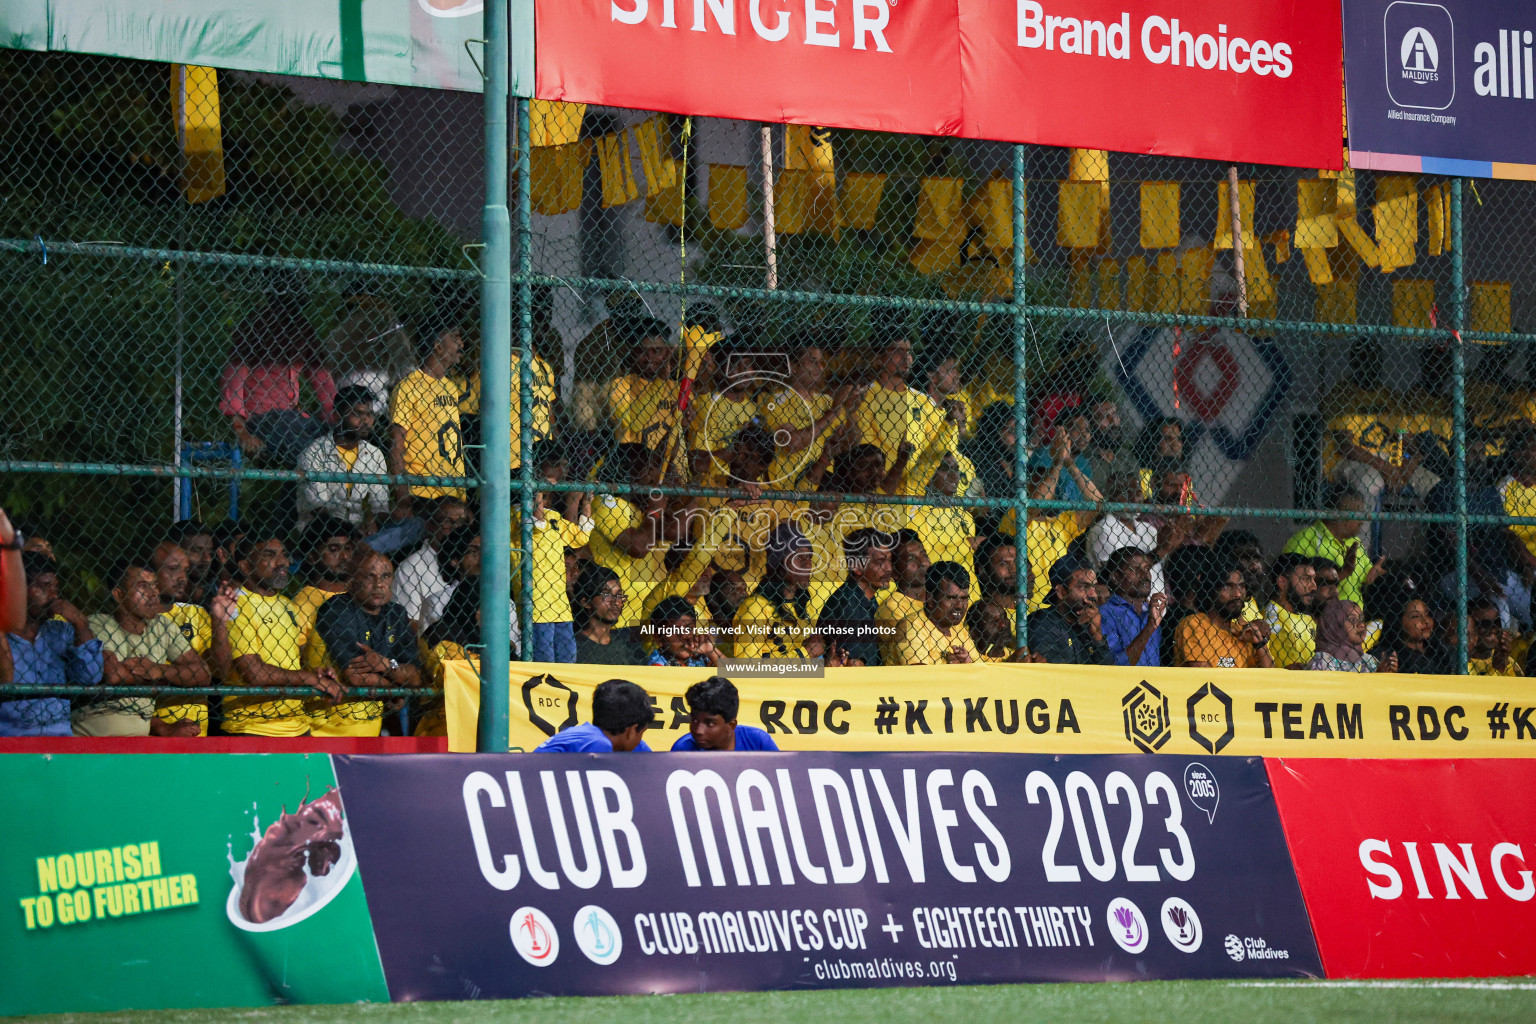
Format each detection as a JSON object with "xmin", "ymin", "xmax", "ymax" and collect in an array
[
  {"xmin": 0, "ymin": 0, "xmax": 530, "ymax": 94},
  {"xmin": 1344, "ymin": 0, "xmax": 1536, "ymax": 178},
  {"xmin": 535, "ymin": 0, "xmax": 1343, "ymax": 169},
  {"xmin": 336, "ymin": 752, "xmax": 1320, "ymax": 998},
  {"xmin": 1270, "ymin": 759, "xmax": 1536, "ymax": 978},
  {"xmin": 445, "ymin": 661, "xmax": 1536, "ymax": 757}
]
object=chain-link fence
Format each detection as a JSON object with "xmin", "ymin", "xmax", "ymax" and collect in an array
[{"xmin": 3, "ymin": 50, "xmax": 1534, "ymax": 739}]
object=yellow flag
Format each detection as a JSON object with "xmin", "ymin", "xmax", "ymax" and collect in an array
[
  {"xmin": 529, "ymin": 100, "xmax": 586, "ymax": 147},
  {"xmin": 644, "ymin": 160, "xmax": 685, "ymax": 226},
  {"xmin": 915, "ymin": 177, "xmax": 963, "ymax": 241},
  {"xmin": 1295, "ymin": 179, "xmax": 1339, "ymax": 248},
  {"xmin": 597, "ymin": 132, "xmax": 639, "ymax": 209},
  {"xmin": 1057, "ymin": 181, "xmax": 1104, "ymax": 248},
  {"xmin": 1140, "ymin": 181, "xmax": 1181, "ymax": 249},
  {"xmin": 1154, "ymin": 251, "xmax": 1181, "ymax": 313},
  {"xmin": 1392, "ymin": 279, "xmax": 1435, "ymax": 328},
  {"xmin": 841, "ymin": 172, "xmax": 886, "ymax": 230},
  {"xmin": 1097, "ymin": 258, "xmax": 1122, "ymax": 310},
  {"xmin": 1373, "ymin": 174, "xmax": 1418, "ymax": 273},
  {"xmin": 1213, "ymin": 180, "xmax": 1255, "ymax": 250},
  {"xmin": 1126, "ymin": 254, "xmax": 1152, "ymax": 312},
  {"xmin": 634, "ymin": 116, "xmax": 677, "ymax": 196},
  {"xmin": 1179, "ymin": 246, "xmax": 1212, "ymax": 314},
  {"xmin": 171, "ymin": 65, "xmax": 225, "ymax": 205},
  {"xmin": 1470, "ymin": 281, "xmax": 1513, "ymax": 335},
  {"xmin": 971, "ymin": 175, "xmax": 1015, "ymax": 252},
  {"xmin": 1425, "ymin": 183, "xmax": 1445, "ymax": 256},
  {"xmin": 708, "ymin": 164, "xmax": 748, "ymax": 230}
]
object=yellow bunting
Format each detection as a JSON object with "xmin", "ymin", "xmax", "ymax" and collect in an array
[
  {"xmin": 643, "ymin": 158, "xmax": 683, "ymax": 226},
  {"xmin": 530, "ymin": 142, "xmax": 588, "ymax": 216},
  {"xmin": 1316, "ymin": 278, "xmax": 1358, "ymax": 325},
  {"xmin": 1267, "ymin": 229, "xmax": 1292, "ymax": 264},
  {"xmin": 775, "ymin": 168, "xmax": 810, "ymax": 234},
  {"xmin": 1213, "ymin": 180, "xmax": 1256, "ymax": 250},
  {"xmin": 1057, "ymin": 180, "xmax": 1105, "ymax": 248},
  {"xmin": 1140, "ymin": 181, "xmax": 1181, "ymax": 249},
  {"xmin": 841, "ymin": 172, "xmax": 886, "ymax": 230},
  {"xmin": 1392, "ymin": 278, "xmax": 1436, "ymax": 328},
  {"xmin": 528, "ymin": 100, "xmax": 585, "ymax": 147},
  {"xmin": 971, "ymin": 175, "xmax": 1015, "ymax": 252},
  {"xmin": 1068, "ymin": 148, "xmax": 1109, "ymax": 181},
  {"xmin": 1470, "ymin": 281, "xmax": 1513, "ymax": 335},
  {"xmin": 1155, "ymin": 251, "xmax": 1181, "ymax": 313},
  {"xmin": 597, "ymin": 133, "xmax": 638, "ymax": 208},
  {"xmin": 1296, "ymin": 179, "xmax": 1339, "ymax": 248},
  {"xmin": 1426, "ymin": 183, "xmax": 1445, "ymax": 256},
  {"xmin": 1245, "ymin": 246, "xmax": 1277, "ymax": 319},
  {"xmin": 915, "ymin": 177, "xmax": 963, "ymax": 241},
  {"xmin": 171, "ymin": 65, "xmax": 225, "ymax": 205},
  {"xmin": 1126, "ymin": 254, "xmax": 1152, "ymax": 312},
  {"xmin": 1337, "ymin": 216, "xmax": 1381, "ymax": 267},
  {"xmin": 1301, "ymin": 246, "xmax": 1334, "ymax": 286},
  {"xmin": 784, "ymin": 124, "xmax": 836, "ymax": 186},
  {"xmin": 1068, "ymin": 254, "xmax": 1093, "ymax": 308},
  {"xmin": 634, "ymin": 116, "xmax": 677, "ymax": 196},
  {"xmin": 1097, "ymin": 258, "xmax": 1122, "ymax": 310},
  {"xmin": 1179, "ymin": 246, "xmax": 1212, "ymax": 314},
  {"xmin": 707, "ymin": 164, "xmax": 748, "ymax": 230},
  {"xmin": 1373, "ymin": 174, "xmax": 1418, "ymax": 273}
]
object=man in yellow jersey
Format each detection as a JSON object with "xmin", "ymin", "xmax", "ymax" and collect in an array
[
  {"xmin": 910, "ymin": 454, "xmax": 978, "ymax": 597},
  {"xmin": 876, "ymin": 529, "xmax": 929, "ymax": 664},
  {"xmin": 895, "ymin": 561, "xmax": 981, "ymax": 665},
  {"xmin": 732, "ymin": 523, "xmax": 815, "ymax": 659},
  {"xmin": 222, "ymin": 531, "xmax": 344, "ymax": 737},
  {"xmin": 514, "ymin": 478, "xmax": 593, "ymax": 663},
  {"xmin": 760, "ymin": 341, "xmax": 859, "ymax": 487},
  {"xmin": 459, "ymin": 342, "xmax": 558, "ymax": 470},
  {"xmin": 854, "ymin": 334, "xmax": 955, "ymax": 496},
  {"xmin": 607, "ymin": 320, "xmax": 680, "ymax": 449},
  {"xmin": 291, "ymin": 517, "xmax": 357, "ymax": 660},
  {"xmin": 1263, "ymin": 553, "xmax": 1321, "ymax": 669},
  {"xmin": 306, "ymin": 549, "xmax": 422, "ymax": 735},
  {"xmin": 1498, "ymin": 429, "xmax": 1536, "ymax": 631},
  {"xmin": 149, "ymin": 540, "xmax": 234, "ymax": 736},
  {"xmin": 999, "ymin": 429, "xmax": 1103, "ymax": 611},
  {"xmin": 588, "ymin": 445, "xmax": 679, "ymax": 637},
  {"xmin": 389, "ymin": 316, "xmax": 466, "ymax": 515}
]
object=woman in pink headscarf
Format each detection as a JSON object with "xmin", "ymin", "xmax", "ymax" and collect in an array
[{"xmin": 1307, "ymin": 598, "xmax": 1397, "ymax": 673}]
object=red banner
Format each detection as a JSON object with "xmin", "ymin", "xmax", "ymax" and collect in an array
[
  {"xmin": 534, "ymin": 0, "xmax": 1342, "ymax": 168},
  {"xmin": 1269, "ymin": 759, "xmax": 1536, "ymax": 979}
]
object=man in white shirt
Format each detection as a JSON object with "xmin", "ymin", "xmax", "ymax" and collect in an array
[
  {"xmin": 298, "ymin": 386, "xmax": 426, "ymax": 554},
  {"xmin": 1086, "ymin": 472, "xmax": 1168, "ymax": 595},
  {"xmin": 393, "ymin": 497, "xmax": 471, "ymax": 627}
]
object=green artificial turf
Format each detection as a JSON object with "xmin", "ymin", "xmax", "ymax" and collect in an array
[{"xmin": 11, "ymin": 979, "xmax": 1536, "ymax": 1024}]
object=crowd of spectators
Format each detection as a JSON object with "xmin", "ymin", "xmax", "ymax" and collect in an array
[{"xmin": 4, "ymin": 296, "xmax": 1533, "ymax": 738}]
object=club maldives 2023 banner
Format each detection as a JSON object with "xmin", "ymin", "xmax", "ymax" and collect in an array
[{"xmin": 2, "ymin": 752, "xmax": 1318, "ymax": 1013}]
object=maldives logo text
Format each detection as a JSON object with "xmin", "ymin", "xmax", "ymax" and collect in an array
[{"xmin": 1385, "ymin": 3, "xmax": 1455, "ymax": 109}]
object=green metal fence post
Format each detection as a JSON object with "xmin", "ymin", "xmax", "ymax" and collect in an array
[
  {"xmin": 1011, "ymin": 144, "xmax": 1030, "ymax": 652},
  {"xmin": 1450, "ymin": 177, "xmax": 1468, "ymax": 673},
  {"xmin": 476, "ymin": 0, "xmax": 513, "ymax": 752},
  {"xmin": 516, "ymin": 94, "xmax": 536, "ymax": 664}
]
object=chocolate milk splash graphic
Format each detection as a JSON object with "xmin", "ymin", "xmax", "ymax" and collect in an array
[{"xmin": 235, "ymin": 788, "xmax": 346, "ymax": 925}]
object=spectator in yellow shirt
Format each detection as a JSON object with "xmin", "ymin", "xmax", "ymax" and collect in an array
[
  {"xmin": 607, "ymin": 319, "xmax": 679, "ymax": 449},
  {"xmin": 148, "ymin": 540, "xmax": 235, "ymax": 736},
  {"xmin": 854, "ymin": 334, "xmax": 955, "ymax": 496},
  {"xmin": 912, "ymin": 453, "xmax": 978, "ymax": 597},
  {"xmin": 760, "ymin": 340, "xmax": 860, "ymax": 487},
  {"xmin": 732, "ymin": 523, "xmax": 815, "ymax": 659},
  {"xmin": 1469, "ymin": 598, "xmax": 1522, "ymax": 676},
  {"xmin": 389, "ymin": 316, "xmax": 466, "ymax": 510},
  {"xmin": 876, "ymin": 529, "xmax": 930, "ymax": 664},
  {"xmin": 999, "ymin": 428, "xmax": 1103, "ymax": 610},
  {"xmin": 514, "ymin": 485, "xmax": 593, "ymax": 663},
  {"xmin": 894, "ymin": 561, "xmax": 981, "ymax": 665},
  {"xmin": 589, "ymin": 445, "xmax": 682, "ymax": 635},
  {"xmin": 1263, "ymin": 553, "xmax": 1321, "ymax": 669},
  {"xmin": 292, "ymin": 517, "xmax": 357, "ymax": 656}
]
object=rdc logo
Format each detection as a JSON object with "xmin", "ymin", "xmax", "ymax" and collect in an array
[
  {"xmin": 574, "ymin": 904, "xmax": 623, "ymax": 965},
  {"xmin": 510, "ymin": 906, "xmax": 560, "ymax": 966},
  {"xmin": 1385, "ymin": 2, "xmax": 1455, "ymax": 109}
]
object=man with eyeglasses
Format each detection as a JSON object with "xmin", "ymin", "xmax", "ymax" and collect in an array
[{"xmin": 574, "ymin": 565, "xmax": 646, "ymax": 665}]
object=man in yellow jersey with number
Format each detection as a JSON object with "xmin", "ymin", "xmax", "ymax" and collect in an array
[{"xmin": 389, "ymin": 316, "xmax": 466, "ymax": 517}]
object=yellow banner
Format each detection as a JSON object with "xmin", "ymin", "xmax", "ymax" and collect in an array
[{"xmin": 442, "ymin": 662, "xmax": 1536, "ymax": 758}]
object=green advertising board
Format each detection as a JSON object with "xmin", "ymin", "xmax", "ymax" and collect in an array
[
  {"xmin": 0, "ymin": 0, "xmax": 533, "ymax": 95},
  {"xmin": 1, "ymin": 754, "xmax": 388, "ymax": 1015}
]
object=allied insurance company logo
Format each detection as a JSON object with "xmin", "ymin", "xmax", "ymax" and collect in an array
[
  {"xmin": 1385, "ymin": 2, "xmax": 1456, "ymax": 110},
  {"xmin": 1122, "ymin": 680, "xmax": 1235, "ymax": 754},
  {"xmin": 510, "ymin": 905, "xmax": 560, "ymax": 967}
]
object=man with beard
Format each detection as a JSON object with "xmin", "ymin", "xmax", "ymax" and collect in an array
[
  {"xmin": 79, "ymin": 560, "xmax": 210, "ymax": 736},
  {"xmin": 1264, "ymin": 553, "xmax": 1321, "ymax": 669},
  {"xmin": 149, "ymin": 540, "xmax": 236, "ymax": 735},
  {"xmin": 895, "ymin": 561, "xmax": 981, "ymax": 665},
  {"xmin": 854, "ymin": 334, "xmax": 955, "ymax": 497},
  {"xmin": 1085, "ymin": 397, "xmax": 1134, "ymax": 489},
  {"xmin": 1026, "ymin": 558, "xmax": 1112, "ymax": 665},
  {"xmin": 1173, "ymin": 553, "xmax": 1274, "ymax": 668},
  {"xmin": 876, "ymin": 530, "xmax": 929, "ymax": 664},
  {"xmin": 167, "ymin": 519, "xmax": 218, "ymax": 603},
  {"xmin": 574, "ymin": 565, "xmax": 646, "ymax": 665},
  {"xmin": 1099, "ymin": 547, "xmax": 1168, "ymax": 667},
  {"xmin": 0, "ymin": 552, "xmax": 101, "ymax": 736},
  {"xmin": 298, "ymin": 385, "xmax": 392, "ymax": 529},
  {"xmin": 222, "ymin": 530, "xmax": 344, "ymax": 736},
  {"xmin": 292, "ymin": 517, "xmax": 358, "ymax": 657},
  {"xmin": 308, "ymin": 550, "xmax": 422, "ymax": 735},
  {"xmin": 1216, "ymin": 530, "xmax": 1269, "ymax": 620},
  {"xmin": 818, "ymin": 528, "xmax": 895, "ymax": 666}
]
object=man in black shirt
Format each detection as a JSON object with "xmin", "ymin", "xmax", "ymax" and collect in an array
[
  {"xmin": 314, "ymin": 550, "xmax": 422, "ymax": 690},
  {"xmin": 1025, "ymin": 555, "xmax": 1112, "ymax": 665},
  {"xmin": 574, "ymin": 565, "xmax": 646, "ymax": 665},
  {"xmin": 817, "ymin": 528, "xmax": 894, "ymax": 666}
]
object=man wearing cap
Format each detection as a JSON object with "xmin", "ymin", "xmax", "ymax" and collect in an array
[{"xmin": 1025, "ymin": 556, "xmax": 1112, "ymax": 665}]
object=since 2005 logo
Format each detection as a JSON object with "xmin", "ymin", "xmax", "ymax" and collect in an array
[
  {"xmin": 1384, "ymin": 2, "xmax": 1456, "ymax": 110},
  {"xmin": 1122, "ymin": 681, "xmax": 1171, "ymax": 753}
]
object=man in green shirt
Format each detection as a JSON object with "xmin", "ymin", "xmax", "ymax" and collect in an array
[
  {"xmin": 1282, "ymin": 490, "xmax": 1385, "ymax": 608},
  {"xmin": 79, "ymin": 561, "xmax": 211, "ymax": 736}
]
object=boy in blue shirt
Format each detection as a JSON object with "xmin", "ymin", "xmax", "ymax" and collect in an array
[
  {"xmin": 535, "ymin": 678, "xmax": 654, "ymax": 752},
  {"xmin": 671, "ymin": 677, "xmax": 779, "ymax": 752}
]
